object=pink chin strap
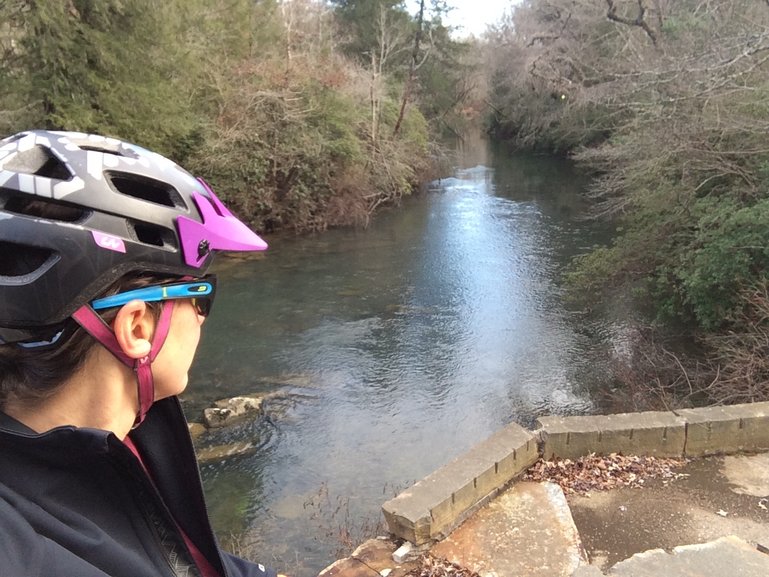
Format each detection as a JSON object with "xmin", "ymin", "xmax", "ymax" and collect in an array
[{"xmin": 72, "ymin": 301, "xmax": 176, "ymax": 427}]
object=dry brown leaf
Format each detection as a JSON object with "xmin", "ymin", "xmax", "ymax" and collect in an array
[
  {"xmin": 405, "ymin": 554, "xmax": 481, "ymax": 577},
  {"xmin": 523, "ymin": 453, "xmax": 688, "ymax": 495}
]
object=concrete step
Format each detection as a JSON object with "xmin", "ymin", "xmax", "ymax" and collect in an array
[
  {"xmin": 608, "ymin": 535, "xmax": 769, "ymax": 577},
  {"xmin": 430, "ymin": 481, "xmax": 585, "ymax": 577}
]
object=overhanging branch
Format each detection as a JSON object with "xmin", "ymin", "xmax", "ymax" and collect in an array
[{"xmin": 606, "ymin": 0, "xmax": 658, "ymax": 46}]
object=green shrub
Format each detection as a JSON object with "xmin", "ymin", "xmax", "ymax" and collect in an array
[{"xmin": 679, "ymin": 197, "xmax": 769, "ymax": 329}]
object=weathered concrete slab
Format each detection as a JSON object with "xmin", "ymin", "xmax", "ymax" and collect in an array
[
  {"xmin": 678, "ymin": 402, "xmax": 769, "ymax": 456},
  {"xmin": 571, "ymin": 564, "xmax": 605, "ymax": 577},
  {"xmin": 537, "ymin": 412, "xmax": 686, "ymax": 460},
  {"xmin": 609, "ymin": 535, "xmax": 769, "ymax": 577},
  {"xmin": 383, "ymin": 422, "xmax": 537, "ymax": 544},
  {"xmin": 431, "ymin": 482, "xmax": 585, "ymax": 577},
  {"xmin": 722, "ymin": 452, "xmax": 769, "ymax": 496},
  {"xmin": 568, "ymin": 454, "xmax": 769, "ymax": 571}
]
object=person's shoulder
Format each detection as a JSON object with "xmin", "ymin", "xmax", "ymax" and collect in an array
[{"xmin": 0, "ymin": 496, "xmax": 45, "ymax": 577}]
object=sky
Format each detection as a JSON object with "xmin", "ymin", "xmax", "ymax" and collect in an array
[{"xmin": 408, "ymin": 0, "xmax": 517, "ymax": 37}]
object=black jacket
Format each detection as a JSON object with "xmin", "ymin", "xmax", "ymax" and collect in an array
[{"xmin": 0, "ymin": 397, "xmax": 277, "ymax": 577}]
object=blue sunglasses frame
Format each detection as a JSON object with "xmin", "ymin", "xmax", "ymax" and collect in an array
[{"xmin": 90, "ymin": 275, "xmax": 217, "ymax": 317}]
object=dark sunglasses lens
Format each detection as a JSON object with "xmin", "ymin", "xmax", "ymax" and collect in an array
[{"xmin": 191, "ymin": 297, "xmax": 212, "ymax": 317}]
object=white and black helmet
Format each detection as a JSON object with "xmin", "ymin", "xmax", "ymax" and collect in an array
[{"xmin": 0, "ymin": 130, "xmax": 267, "ymax": 345}]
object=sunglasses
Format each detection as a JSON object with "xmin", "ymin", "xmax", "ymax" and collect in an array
[{"xmin": 90, "ymin": 275, "xmax": 217, "ymax": 318}]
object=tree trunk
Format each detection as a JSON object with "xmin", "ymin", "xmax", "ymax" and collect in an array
[
  {"xmin": 393, "ymin": 0, "xmax": 425, "ymax": 136},
  {"xmin": 371, "ymin": 52, "xmax": 380, "ymax": 144},
  {"xmin": 281, "ymin": 0, "xmax": 294, "ymax": 83}
]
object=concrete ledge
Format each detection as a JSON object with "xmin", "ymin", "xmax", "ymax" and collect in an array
[
  {"xmin": 678, "ymin": 402, "xmax": 769, "ymax": 456},
  {"xmin": 537, "ymin": 411, "xmax": 687, "ymax": 460},
  {"xmin": 382, "ymin": 402, "xmax": 769, "ymax": 548},
  {"xmin": 382, "ymin": 422, "xmax": 537, "ymax": 545}
]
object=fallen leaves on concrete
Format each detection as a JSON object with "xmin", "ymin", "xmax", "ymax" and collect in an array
[
  {"xmin": 405, "ymin": 554, "xmax": 480, "ymax": 577},
  {"xmin": 523, "ymin": 453, "xmax": 689, "ymax": 495}
]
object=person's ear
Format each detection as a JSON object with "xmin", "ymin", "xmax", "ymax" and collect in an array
[{"xmin": 113, "ymin": 300, "xmax": 154, "ymax": 359}]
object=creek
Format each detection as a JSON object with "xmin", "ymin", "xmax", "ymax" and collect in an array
[{"xmin": 184, "ymin": 136, "xmax": 621, "ymax": 576}]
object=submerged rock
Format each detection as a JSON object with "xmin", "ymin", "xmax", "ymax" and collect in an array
[
  {"xmin": 196, "ymin": 441, "xmax": 257, "ymax": 463},
  {"xmin": 253, "ymin": 373, "xmax": 315, "ymax": 388},
  {"xmin": 202, "ymin": 395, "xmax": 264, "ymax": 428},
  {"xmin": 188, "ymin": 422, "xmax": 207, "ymax": 439}
]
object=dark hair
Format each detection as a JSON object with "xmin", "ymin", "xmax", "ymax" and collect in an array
[{"xmin": 0, "ymin": 273, "xmax": 174, "ymax": 409}]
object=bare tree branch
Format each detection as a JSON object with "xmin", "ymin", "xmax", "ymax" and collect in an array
[{"xmin": 606, "ymin": 0, "xmax": 658, "ymax": 46}]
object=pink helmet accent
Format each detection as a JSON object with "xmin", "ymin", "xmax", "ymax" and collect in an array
[{"xmin": 176, "ymin": 180, "xmax": 268, "ymax": 268}]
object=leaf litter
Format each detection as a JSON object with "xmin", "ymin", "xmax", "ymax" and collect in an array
[
  {"xmin": 523, "ymin": 452, "xmax": 689, "ymax": 495},
  {"xmin": 405, "ymin": 554, "xmax": 481, "ymax": 577}
]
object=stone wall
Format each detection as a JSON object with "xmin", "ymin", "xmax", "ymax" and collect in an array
[{"xmin": 382, "ymin": 402, "xmax": 769, "ymax": 545}]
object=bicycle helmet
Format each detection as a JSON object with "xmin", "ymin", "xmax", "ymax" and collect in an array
[{"xmin": 0, "ymin": 130, "xmax": 268, "ymax": 345}]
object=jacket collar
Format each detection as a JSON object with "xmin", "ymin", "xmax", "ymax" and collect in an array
[{"xmin": 0, "ymin": 410, "xmax": 38, "ymax": 435}]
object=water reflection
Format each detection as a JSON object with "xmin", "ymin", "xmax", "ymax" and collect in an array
[{"xmin": 185, "ymin": 140, "xmax": 614, "ymax": 576}]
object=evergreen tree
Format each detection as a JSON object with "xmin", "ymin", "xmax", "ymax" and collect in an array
[
  {"xmin": 1, "ymin": 0, "xmax": 202, "ymax": 158},
  {"xmin": 329, "ymin": 0, "xmax": 412, "ymax": 66}
]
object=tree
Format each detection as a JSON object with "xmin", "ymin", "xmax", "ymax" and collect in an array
[
  {"xmin": 0, "ymin": 0, "xmax": 204, "ymax": 158},
  {"xmin": 393, "ymin": 0, "xmax": 426, "ymax": 135},
  {"xmin": 186, "ymin": 0, "xmax": 432, "ymax": 233},
  {"xmin": 487, "ymin": 0, "xmax": 769, "ymax": 403},
  {"xmin": 1, "ymin": 0, "xmax": 435, "ymax": 241},
  {"xmin": 329, "ymin": 0, "xmax": 411, "ymax": 65}
]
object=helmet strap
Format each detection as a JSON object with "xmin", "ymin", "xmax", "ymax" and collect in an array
[{"xmin": 71, "ymin": 301, "xmax": 176, "ymax": 427}]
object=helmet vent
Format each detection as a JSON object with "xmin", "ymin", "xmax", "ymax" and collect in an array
[
  {"xmin": 3, "ymin": 145, "xmax": 71, "ymax": 180},
  {"xmin": 2, "ymin": 194, "xmax": 86, "ymax": 223},
  {"xmin": 107, "ymin": 172, "xmax": 186, "ymax": 209},
  {"xmin": 81, "ymin": 145, "xmax": 126, "ymax": 156},
  {"xmin": 131, "ymin": 222, "xmax": 176, "ymax": 248},
  {"xmin": 0, "ymin": 241, "xmax": 55, "ymax": 277}
]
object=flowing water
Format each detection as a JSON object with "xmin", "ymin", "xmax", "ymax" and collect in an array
[{"xmin": 184, "ymin": 138, "xmax": 618, "ymax": 576}]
